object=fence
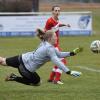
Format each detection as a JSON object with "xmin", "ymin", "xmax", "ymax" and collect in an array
[{"xmin": 0, "ymin": 12, "xmax": 92, "ymax": 37}]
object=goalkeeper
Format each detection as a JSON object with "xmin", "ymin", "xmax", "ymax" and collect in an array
[{"xmin": 0, "ymin": 29, "xmax": 82, "ymax": 86}]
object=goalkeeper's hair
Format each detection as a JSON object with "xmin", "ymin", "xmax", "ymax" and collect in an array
[
  {"xmin": 43, "ymin": 30, "xmax": 55, "ymax": 41},
  {"xmin": 36, "ymin": 28, "xmax": 55, "ymax": 41},
  {"xmin": 36, "ymin": 29, "xmax": 46, "ymax": 40}
]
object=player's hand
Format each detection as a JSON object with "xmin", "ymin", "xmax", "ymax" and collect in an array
[
  {"xmin": 73, "ymin": 47, "xmax": 83, "ymax": 54},
  {"xmin": 70, "ymin": 47, "xmax": 83, "ymax": 56},
  {"xmin": 59, "ymin": 24, "xmax": 66, "ymax": 27},
  {"xmin": 71, "ymin": 71, "xmax": 82, "ymax": 77},
  {"xmin": 59, "ymin": 24, "xmax": 71, "ymax": 27},
  {"xmin": 66, "ymin": 24, "xmax": 71, "ymax": 27}
]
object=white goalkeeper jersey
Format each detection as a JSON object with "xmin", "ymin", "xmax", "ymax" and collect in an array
[{"xmin": 22, "ymin": 41, "xmax": 70, "ymax": 73}]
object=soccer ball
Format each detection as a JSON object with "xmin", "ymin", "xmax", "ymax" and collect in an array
[{"xmin": 90, "ymin": 40, "xmax": 100, "ymax": 53}]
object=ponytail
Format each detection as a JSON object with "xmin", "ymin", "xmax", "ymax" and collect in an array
[
  {"xmin": 36, "ymin": 29, "xmax": 45, "ymax": 40},
  {"xmin": 36, "ymin": 29, "xmax": 54, "ymax": 41}
]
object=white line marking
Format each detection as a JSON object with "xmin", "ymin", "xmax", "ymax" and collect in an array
[{"xmin": 74, "ymin": 66, "xmax": 100, "ymax": 73}]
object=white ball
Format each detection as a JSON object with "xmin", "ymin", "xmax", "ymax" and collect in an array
[{"xmin": 90, "ymin": 40, "xmax": 100, "ymax": 53}]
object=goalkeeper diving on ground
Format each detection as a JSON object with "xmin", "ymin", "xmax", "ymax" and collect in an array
[{"xmin": 0, "ymin": 29, "xmax": 83, "ymax": 86}]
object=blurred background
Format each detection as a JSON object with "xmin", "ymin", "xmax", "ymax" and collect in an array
[{"xmin": 0, "ymin": 0, "xmax": 100, "ymax": 12}]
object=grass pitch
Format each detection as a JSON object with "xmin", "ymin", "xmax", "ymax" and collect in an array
[
  {"xmin": 0, "ymin": 35, "xmax": 100, "ymax": 100},
  {"xmin": 0, "ymin": 9, "xmax": 100, "ymax": 100}
]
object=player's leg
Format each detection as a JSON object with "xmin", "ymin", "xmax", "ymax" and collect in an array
[
  {"xmin": 48, "ymin": 47, "xmax": 67, "ymax": 84},
  {"xmin": 48, "ymin": 58, "xmax": 67, "ymax": 84},
  {"xmin": 54, "ymin": 58, "xmax": 67, "ymax": 84},
  {"xmin": 2, "ymin": 55, "xmax": 40, "ymax": 86},
  {"xmin": 48, "ymin": 66, "xmax": 57, "ymax": 82},
  {"xmin": 18, "ymin": 57, "xmax": 41, "ymax": 86},
  {"xmin": 0, "ymin": 57, "xmax": 7, "ymax": 65},
  {"xmin": 5, "ymin": 72, "xmax": 41, "ymax": 86},
  {"xmin": 1, "ymin": 55, "xmax": 21, "ymax": 82},
  {"xmin": 0, "ymin": 56, "xmax": 20, "ymax": 68},
  {"xmin": 5, "ymin": 61, "xmax": 41, "ymax": 86},
  {"xmin": 18, "ymin": 64, "xmax": 41, "ymax": 86},
  {"xmin": 48, "ymin": 46, "xmax": 60, "ymax": 82},
  {"xmin": 53, "ymin": 46, "xmax": 67, "ymax": 84},
  {"xmin": 53, "ymin": 68, "xmax": 63, "ymax": 84}
]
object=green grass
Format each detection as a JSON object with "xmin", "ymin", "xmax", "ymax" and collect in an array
[
  {"xmin": 0, "ymin": 9, "xmax": 100, "ymax": 100},
  {"xmin": 0, "ymin": 36, "xmax": 100, "ymax": 100}
]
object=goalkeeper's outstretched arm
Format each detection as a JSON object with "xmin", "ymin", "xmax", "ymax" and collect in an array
[
  {"xmin": 48, "ymin": 47, "xmax": 82, "ymax": 77},
  {"xmin": 55, "ymin": 47, "xmax": 83, "ymax": 58}
]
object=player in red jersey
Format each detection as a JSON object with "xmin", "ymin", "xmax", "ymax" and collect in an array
[{"xmin": 44, "ymin": 5, "xmax": 70, "ymax": 84}]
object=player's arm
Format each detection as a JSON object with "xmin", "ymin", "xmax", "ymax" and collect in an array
[
  {"xmin": 47, "ymin": 47, "xmax": 70, "ymax": 72},
  {"xmin": 47, "ymin": 47, "xmax": 82, "ymax": 77},
  {"xmin": 55, "ymin": 49, "xmax": 73, "ymax": 58},
  {"xmin": 59, "ymin": 23, "xmax": 71, "ymax": 27},
  {"xmin": 51, "ymin": 23, "xmax": 71, "ymax": 32},
  {"xmin": 55, "ymin": 47, "xmax": 83, "ymax": 58}
]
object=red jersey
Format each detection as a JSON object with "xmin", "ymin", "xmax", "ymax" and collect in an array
[{"xmin": 45, "ymin": 17, "xmax": 59, "ymax": 47}]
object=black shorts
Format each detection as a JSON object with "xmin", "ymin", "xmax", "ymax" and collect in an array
[
  {"xmin": 19, "ymin": 56, "xmax": 40, "ymax": 84},
  {"xmin": 6, "ymin": 56, "xmax": 20, "ymax": 68},
  {"xmin": 6, "ymin": 55, "xmax": 40, "ymax": 84}
]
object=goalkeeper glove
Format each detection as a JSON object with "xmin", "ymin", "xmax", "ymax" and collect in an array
[
  {"xmin": 71, "ymin": 71, "xmax": 82, "ymax": 77},
  {"xmin": 70, "ymin": 47, "xmax": 83, "ymax": 56},
  {"xmin": 73, "ymin": 47, "xmax": 83, "ymax": 54}
]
